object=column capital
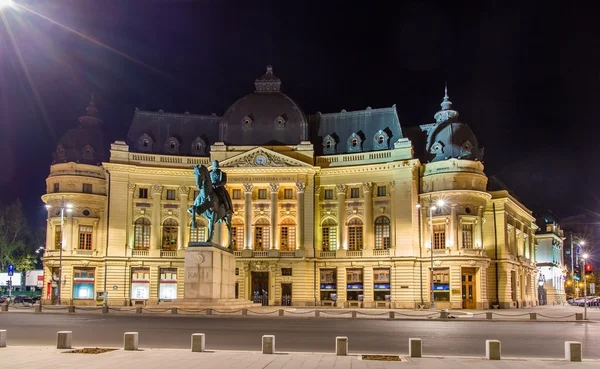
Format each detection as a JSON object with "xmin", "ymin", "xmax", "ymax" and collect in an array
[
  {"xmin": 314, "ymin": 186, "xmax": 321, "ymax": 196},
  {"xmin": 178, "ymin": 186, "xmax": 191, "ymax": 196},
  {"xmin": 127, "ymin": 183, "xmax": 136, "ymax": 192},
  {"xmin": 389, "ymin": 180, "xmax": 396, "ymax": 189},
  {"xmin": 151, "ymin": 184, "xmax": 163, "ymax": 194},
  {"xmin": 336, "ymin": 184, "xmax": 347, "ymax": 194},
  {"xmin": 295, "ymin": 182, "xmax": 306, "ymax": 194},
  {"xmin": 269, "ymin": 183, "xmax": 280, "ymax": 193},
  {"xmin": 243, "ymin": 183, "xmax": 254, "ymax": 193},
  {"xmin": 362, "ymin": 182, "xmax": 373, "ymax": 192}
]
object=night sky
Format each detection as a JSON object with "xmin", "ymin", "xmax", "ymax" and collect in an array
[{"xmin": 1, "ymin": 0, "xmax": 599, "ymax": 227}]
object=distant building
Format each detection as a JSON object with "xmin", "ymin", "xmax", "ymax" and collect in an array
[
  {"xmin": 41, "ymin": 67, "xmax": 539, "ymax": 309},
  {"xmin": 535, "ymin": 216, "xmax": 567, "ymax": 303}
]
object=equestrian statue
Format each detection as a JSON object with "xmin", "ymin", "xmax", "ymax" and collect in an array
[{"xmin": 188, "ymin": 160, "xmax": 234, "ymax": 249}]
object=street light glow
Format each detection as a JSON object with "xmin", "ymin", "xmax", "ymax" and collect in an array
[
  {"xmin": 436, "ymin": 199, "xmax": 445, "ymax": 207},
  {"xmin": 0, "ymin": 0, "xmax": 14, "ymax": 9},
  {"xmin": 583, "ymin": 253, "xmax": 589, "ymax": 259}
]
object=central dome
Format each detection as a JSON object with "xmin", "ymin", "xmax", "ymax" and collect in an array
[{"xmin": 220, "ymin": 66, "xmax": 308, "ymax": 145}]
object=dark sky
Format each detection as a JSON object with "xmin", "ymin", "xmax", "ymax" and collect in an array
[{"xmin": 1, "ymin": 0, "xmax": 599, "ymax": 226}]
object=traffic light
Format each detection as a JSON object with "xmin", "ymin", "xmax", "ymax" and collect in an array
[{"xmin": 585, "ymin": 264, "xmax": 593, "ymax": 275}]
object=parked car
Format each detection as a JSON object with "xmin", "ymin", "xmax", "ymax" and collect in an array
[{"xmin": 12, "ymin": 296, "xmax": 33, "ymax": 305}]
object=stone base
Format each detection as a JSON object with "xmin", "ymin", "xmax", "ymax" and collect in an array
[{"xmin": 159, "ymin": 298, "xmax": 261, "ymax": 310}]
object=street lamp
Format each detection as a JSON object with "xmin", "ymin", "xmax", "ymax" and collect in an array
[
  {"xmin": 45, "ymin": 202, "xmax": 72, "ymax": 305},
  {"xmin": 429, "ymin": 199, "xmax": 445, "ymax": 309},
  {"xmin": 582, "ymin": 253, "xmax": 589, "ymax": 320}
]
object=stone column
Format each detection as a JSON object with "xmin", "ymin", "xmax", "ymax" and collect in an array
[
  {"xmin": 243, "ymin": 184, "xmax": 253, "ymax": 249},
  {"xmin": 126, "ymin": 183, "xmax": 135, "ymax": 249},
  {"xmin": 477, "ymin": 206, "xmax": 484, "ymax": 249},
  {"xmin": 46, "ymin": 218, "xmax": 53, "ymax": 251},
  {"xmin": 65, "ymin": 211, "xmax": 74, "ymax": 252},
  {"xmin": 389, "ymin": 181, "xmax": 396, "ymax": 248},
  {"xmin": 362, "ymin": 182, "xmax": 373, "ymax": 250},
  {"xmin": 450, "ymin": 204, "xmax": 457, "ymax": 250},
  {"xmin": 314, "ymin": 186, "xmax": 321, "ymax": 253},
  {"xmin": 296, "ymin": 182, "xmax": 306, "ymax": 250},
  {"xmin": 269, "ymin": 184, "xmax": 279, "ymax": 249},
  {"xmin": 178, "ymin": 186, "xmax": 190, "ymax": 249},
  {"xmin": 151, "ymin": 184, "xmax": 163, "ymax": 250},
  {"xmin": 336, "ymin": 185, "xmax": 347, "ymax": 250}
]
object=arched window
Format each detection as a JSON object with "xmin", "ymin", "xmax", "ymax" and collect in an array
[
  {"xmin": 164, "ymin": 137, "xmax": 180, "ymax": 154},
  {"xmin": 134, "ymin": 218, "xmax": 151, "ymax": 250},
  {"xmin": 321, "ymin": 218, "xmax": 337, "ymax": 251},
  {"xmin": 189, "ymin": 218, "xmax": 206, "ymax": 243},
  {"xmin": 191, "ymin": 137, "xmax": 207, "ymax": 156},
  {"xmin": 138, "ymin": 133, "xmax": 153, "ymax": 152},
  {"xmin": 347, "ymin": 133, "xmax": 362, "ymax": 153},
  {"xmin": 347, "ymin": 218, "xmax": 363, "ymax": 251},
  {"xmin": 279, "ymin": 218, "xmax": 296, "ymax": 251},
  {"xmin": 322, "ymin": 134, "xmax": 336, "ymax": 155},
  {"xmin": 373, "ymin": 130, "xmax": 389, "ymax": 150},
  {"xmin": 162, "ymin": 219, "xmax": 178, "ymax": 251},
  {"xmin": 374, "ymin": 216, "xmax": 391, "ymax": 250},
  {"xmin": 231, "ymin": 218, "xmax": 244, "ymax": 250},
  {"xmin": 254, "ymin": 218, "xmax": 270, "ymax": 251}
]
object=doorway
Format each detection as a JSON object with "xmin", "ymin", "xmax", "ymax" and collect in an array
[
  {"xmin": 281, "ymin": 283, "xmax": 292, "ymax": 306},
  {"xmin": 461, "ymin": 267, "xmax": 476, "ymax": 309},
  {"xmin": 251, "ymin": 272, "xmax": 269, "ymax": 306}
]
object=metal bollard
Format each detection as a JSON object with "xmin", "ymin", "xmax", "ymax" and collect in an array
[
  {"xmin": 68, "ymin": 306, "xmax": 75, "ymax": 313},
  {"xmin": 206, "ymin": 308, "xmax": 212, "ymax": 315},
  {"xmin": 439, "ymin": 310, "xmax": 449, "ymax": 319},
  {"xmin": 191, "ymin": 333, "xmax": 205, "ymax": 352},
  {"xmin": 102, "ymin": 306, "xmax": 109, "ymax": 314},
  {"xmin": 351, "ymin": 311, "xmax": 357, "ymax": 318},
  {"xmin": 564, "ymin": 341, "xmax": 582, "ymax": 362},
  {"xmin": 486, "ymin": 312, "xmax": 493, "ymax": 320},
  {"xmin": 135, "ymin": 307, "xmax": 142, "ymax": 314},
  {"xmin": 171, "ymin": 308, "xmax": 178, "ymax": 315},
  {"xmin": 575, "ymin": 313, "xmax": 583, "ymax": 321},
  {"xmin": 57, "ymin": 331, "xmax": 72, "ymax": 349},
  {"xmin": 242, "ymin": 309, "xmax": 248, "ymax": 316},
  {"xmin": 529, "ymin": 313, "xmax": 537, "ymax": 320},
  {"xmin": 336, "ymin": 336, "xmax": 348, "ymax": 356},
  {"xmin": 0, "ymin": 330, "xmax": 6, "ymax": 348},
  {"xmin": 278, "ymin": 309, "xmax": 284, "ymax": 317},
  {"xmin": 389, "ymin": 311, "xmax": 395, "ymax": 319},
  {"xmin": 262, "ymin": 335, "xmax": 275, "ymax": 354},
  {"xmin": 124, "ymin": 332, "xmax": 138, "ymax": 351},
  {"xmin": 486, "ymin": 340, "xmax": 501, "ymax": 360},
  {"xmin": 0, "ymin": 304, "xmax": 7, "ymax": 312},
  {"xmin": 409, "ymin": 338, "xmax": 422, "ymax": 358},
  {"xmin": 315, "ymin": 310, "xmax": 320, "ymax": 317},
  {"xmin": 34, "ymin": 305, "xmax": 42, "ymax": 313}
]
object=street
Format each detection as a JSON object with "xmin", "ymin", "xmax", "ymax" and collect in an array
[{"xmin": 2, "ymin": 313, "xmax": 599, "ymax": 358}]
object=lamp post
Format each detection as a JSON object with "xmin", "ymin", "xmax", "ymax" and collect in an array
[
  {"xmin": 582, "ymin": 253, "xmax": 589, "ymax": 320},
  {"xmin": 45, "ymin": 202, "xmax": 72, "ymax": 305},
  {"xmin": 429, "ymin": 199, "xmax": 445, "ymax": 310}
]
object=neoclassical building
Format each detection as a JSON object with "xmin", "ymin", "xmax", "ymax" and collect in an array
[
  {"xmin": 535, "ymin": 217, "xmax": 567, "ymax": 304},
  {"xmin": 41, "ymin": 66, "xmax": 539, "ymax": 309}
]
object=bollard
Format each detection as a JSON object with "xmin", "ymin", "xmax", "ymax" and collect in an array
[
  {"xmin": 439, "ymin": 310, "xmax": 449, "ymax": 319},
  {"xmin": 242, "ymin": 309, "xmax": 248, "ymax": 316},
  {"xmin": 171, "ymin": 308, "xmax": 178, "ymax": 315},
  {"xmin": 486, "ymin": 312, "xmax": 493, "ymax": 320},
  {"xmin": 68, "ymin": 306, "xmax": 75, "ymax": 313},
  {"xmin": 135, "ymin": 307, "xmax": 142, "ymax": 314},
  {"xmin": 206, "ymin": 308, "xmax": 212, "ymax": 315},
  {"xmin": 34, "ymin": 305, "xmax": 42, "ymax": 313},
  {"xmin": 0, "ymin": 330, "xmax": 6, "ymax": 348},
  {"xmin": 575, "ymin": 313, "xmax": 583, "ymax": 321},
  {"xmin": 124, "ymin": 332, "xmax": 139, "ymax": 351},
  {"xmin": 351, "ymin": 311, "xmax": 357, "ymax": 318},
  {"xmin": 262, "ymin": 335, "xmax": 275, "ymax": 354},
  {"xmin": 389, "ymin": 311, "xmax": 395, "ymax": 319},
  {"xmin": 486, "ymin": 340, "xmax": 501, "ymax": 360},
  {"xmin": 0, "ymin": 304, "xmax": 7, "ymax": 312},
  {"xmin": 529, "ymin": 313, "xmax": 537, "ymax": 320},
  {"xmin": 102, "ymin": 306, "xmax": 109, "ymax": 314},
  {"xmin": 336, "ymin": 336, "xmax": 348, "ymax": 356},
  {"xmin": 564, "ymin": 341, "xmax": 582, "ymax": 362},
  {"xmin": 191, "ymin": 333, "xmax": 205, "ymax": 352},
  {"xmin": 57, "ymin": 331, "xmax": 72, "ymax": 349},
  {"xmin": 315, "ymin": 310, "xmax": 320, "ymax": 317},
  {"xmin": 278, "ymin": 309, "xmax": 284, "ymax": 317},
  {"xmin": 409, "ymin": 338, "xmax": 422, "ymax": 358}
]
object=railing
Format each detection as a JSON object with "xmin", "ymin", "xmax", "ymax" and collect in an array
[
  {"xmin": 132, "ymin": 249, "xmax": 149, "ymax": 257},
  {"xmin": 252, "ymin": 251, "xmax": 269, "ymax": 257},
  {"xmin": 373, "ymin": 249, "xmax": 390, "ymax": 257},
  {"xmin": 279, "ymin": 251, "xmax": 296, "ymax": 258},
  {"xmin": 316, "ymin": 149, "xmax": 396, "ymax": 168},
  {"xmin": 124, "ymin": 153, "xmax": 210, "ymax": 168},
  {"xmin": 75, "ymin": 250, "xmax": 94, "ymax": 256},
  {"xmin": 347, "ymin": 250, "xmax": 363, "ymax": 257},
  {"xmin": 160, "ymin": 250, "xmax": 178, "ymax": 258},
  {"xmin": 320, "ymin": 251, "xmax": 336, "ymax": 258},
  {"xmin": 233, "ymin": 251, "xmax": 242, "ymax": 257}
]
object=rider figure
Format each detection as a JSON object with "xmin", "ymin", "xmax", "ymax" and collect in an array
[{"xmin": 210, "ymin": 160, "xmax": 233, "ymax": 214}]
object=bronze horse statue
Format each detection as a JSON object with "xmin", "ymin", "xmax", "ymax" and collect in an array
[{"xmin": 188, "ymin": 164, "xmax": 234, "ymax": 249}]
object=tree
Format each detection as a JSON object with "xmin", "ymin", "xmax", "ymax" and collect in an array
[{"xmin": 0, "ymin": 200, "xmax": 35, "ymax": 271}]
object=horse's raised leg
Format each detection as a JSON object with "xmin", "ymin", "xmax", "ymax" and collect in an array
[
  {"xmin": 206, "ymin": 212, "xmax": 215, "ymax": 243},
  {"xmin": 225, "ymin": 216, "xmax": 233, "ymax": 250},
  {"xmin": 191, "ymin": 206, "xmax": 197, "ymax": 229}
]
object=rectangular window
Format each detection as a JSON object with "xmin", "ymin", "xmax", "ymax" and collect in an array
[
  {"xmin": 258, "ymin": 189, "xmax": 267, "ymax": 199},
  {"xmin": 166, "ymin": 189, "xmax": 176, "ymax": 200},
  {"xmin": 284, "ymin": 189, "xmax": 293, "ymax": 199},
  {"xmin": 324, "ymin": 189, "xmax": 333, "ymax": 200},
  {"xmin": 346, "ymin": 268, "xmax": 363, "ymax": 301},
  {"xmin": 131, "ymin": 267, "xmax": 150, "ymax": 300},
  {"xmin": 350, "ymin": 188, "xmax": 360, "ymax": 198},
  {"xmin": 254, "ymin": 226, "xmax": 270, "ymax": 250},
  {"xmin": 281, "ymin": 268, "xmax": 292, "ymax": 276},
  {"xmin": 82, "ymin": 183, "xmax": 92, "ymax": 194},
  {"xmin": 232, "ymin": 189, "xmax": 241, "ymax": 200},
  {"xmin": 377, "ymin": 186, "xmax": 386, "ymax": 197},
  {"xmin": 53, "ymin": 183, "xmax": 60, "ymax": 192},
  {"xmin": 348, "ymin": 225, "xmax": 363, "ymax": 251},
  {"xmin": 72, "ymin": 267, "xmax": 95, "ymax": 299},
  {"xmin": 232, "ymin": 226, "xmax": 244, "ymax": 250},
  {"xmin": 462, "ymin": 224, "xmax": 473, "ymax": 249},
  {"xmin": 433, "ymin": 224, "xmax": 446, "ymax": 250},
  {"xmin": 78, "ymin": 226, "xmax": 93, "ymax": 250},
  {"xmin": 373, "ymin": 268, "xmax": 391, "ymax": 301},
  {"xmin": 280, "ymin": 226, "xmax": 296, "ymax": 251},
  {"xmin": 322, "ymin": 227, "xmax": 337, "ymax": 251},
  {"xmin": 54, "ymin": 225, "xmax": 62, "ymax": 250},
  {"xmin": 320, "ymin": 269, "xmax": 337, "ymax": 301},
  {"xmin": 159, "ymin": 268, "xmax": 177, "ymax": 300},
  {"xmin": 432, "ymin": 268, "xmax": 450, "ymax": 302},
  {"xmin": 190, "ymin": 227, "xmax": 205, "ymax": 243},
  {"xmin": 139, "ymin": 188, "xmax": 148, "ymax": 199}
]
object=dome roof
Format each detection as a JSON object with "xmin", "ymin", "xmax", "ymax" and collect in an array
[
  {"xmin": 425, "ymin": 86, "xmax": 482, "ymax": 162},
  {"xmin": 220, "ymin": 66, "xmax": 308, "ymax": 145},
  {"xmin": 53, "ymin": 95, "xmax": 105, "ymax": 165}
]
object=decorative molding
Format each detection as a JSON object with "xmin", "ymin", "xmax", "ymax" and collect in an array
[
  {"xmin": 389, "ymin": 180, "xmax": 396, "ymax": 189},
  {"xmin": 221, "ymin": 148, "xmax": 308, "ymax": 168},
  {"xmin": 250, "ymin": 261, "xmax": 270, "ymax": 271},
  {"xmin": 269, "ymin": 183, "xmax": 280, "ymax": 193},
  {"xmin": 314, "ymin": 185, "xmax": 321, "ymax": 195},
  {"xmin": 361, "ymin": 182, "xmax": 373, "ymax": 192},
  {"xmin": 280, "ymin": 210, "xmax": 297, "ymax": 218},
  {"xmin": 336, "ymin": 184, "xmax": 347, "ymax": 194},
  {"xmin": 151, "ymin": 184, "xmax": 163, "ymax": 194},
  {"xmin": 254, "ymin": 210, "xmax": 270, "ymax": 218},
  {"xmin": 127, "ymin": 183, "xmax": 136, "ymax": 192},
  {"xmin": 296, "ymin": 182, "xmax": 306, "ymax": 194},
  {"xmin": 134, "ymin": 209, "xmax": 151, "ymax": 218},
  {"xmin": 243, "ymin": 183, "xmax": 254, "ymax": 193},
  {"xmin": 178, "ymin": 186, "xmax": 190, "ymax": 196},
  {"xmin": 347, "ymin": 208, "xmax": 364, "ymax": 217}
]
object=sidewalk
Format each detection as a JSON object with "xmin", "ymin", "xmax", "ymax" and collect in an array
[{"xmin": 1, "ymin": 346, "xmax": 598, "ymax": 369}]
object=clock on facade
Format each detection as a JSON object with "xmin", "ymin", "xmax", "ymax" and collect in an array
[{"xmin": 255, "ymin": 155, "xmax": 267, "ymax": 165}]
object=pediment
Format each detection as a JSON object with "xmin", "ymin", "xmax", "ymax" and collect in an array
[{"xmin": 219, "ymin": 147, "xmax": 312, "ymax": 168}]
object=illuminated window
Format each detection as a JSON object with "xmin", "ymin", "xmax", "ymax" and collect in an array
[
  {"xmin": 258, "ymin": 189, "xmax": 267, "ymax": 199},
  {"xmin": 189, "ymin": 218, "xmax": 206, "ymax": 242},
  {"xmin": 54, "ymin": 225, "xmax": 62, "ymax": 250},
  {"xmin": 348, "ymin": 218, "xmax": 363, "ymax": 251},
  {"xmin": 280, "ymin": 218, "xmax": 296, "ymax": 251},
  {"xmin": 284, "ymin": 189, "xmax": 293, "ymax": 199},
  {"xmin": 162, "ymin": 219, "xmax": 178, "ymax": 250},
  {"xmin": 232, "ymin": 218, "xmax": 244, "ymax": 250},
  {"xmin": 433, "ymin": 224, "xmax": 446, "ymax": 250},
  {"xmin": 462, "ymin": 224, "xmax": 473, "ymax": 249},
  {"xmin": 321, "ymin": 219, "xmax": 337, "ymax": 251},
  {"xmin": 72, "ymin": 267, "xmax": 95, "ymax": 299},
  {"xmin": 374, "ymin": 216, "xmax": 390, "ymax": 250},
  {"xmin": 324, "ymin": 189, "xmax": 334, "ymax": 200},
  {"xmin": 134, "ymin": 218, "xmax": 151, "ymax": 250},
  {"xmin": 232, "ymin": 189, "xmax": 242, "ymax": 200},
  {"xmin": 78, "ymin": 226, "xmax": 93, "ymax": 250},
  {"xmin": 254, "ymin": 218, "xmax": 270, "ymax": 251}
]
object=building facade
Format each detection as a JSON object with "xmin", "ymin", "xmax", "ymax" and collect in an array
[
  {"xmin": 41, "ymin": 67, "xmax": 539, "ymax": 309},
  {"xmin": 535, "ymin": 217, "xmax": 567, "ymax": 304}
]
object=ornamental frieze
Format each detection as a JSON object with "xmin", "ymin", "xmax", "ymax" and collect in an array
[{"xmin": 134, "ymin": 208, "xmax": 151, "ymax": 217}]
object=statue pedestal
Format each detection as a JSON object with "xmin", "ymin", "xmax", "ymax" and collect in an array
[{"xmin": 159, "ymin": 242, "xmax": 259, "ymax": 309}]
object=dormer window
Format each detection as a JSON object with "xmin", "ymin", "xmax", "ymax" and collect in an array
[
  {"xmin": 164, "ymin": 137, "xmax": 180, "ymax": 154},
  {"xmin": 275, "ymin": 115, "xmax": 286, "ymax": 129},
  {"xmin": 322, "ymin": 134, "xmax": 336, "ymax": 155},
  {"xmin": 82, "ymin": 145, "xmax": 94, "ymax": 160},
  {"xmin": 191, "ymin": 137, "xmax": 207, "ymax": 156},
  {"xmin": 351, "ymin": 139, "xmax": 358, "ymax": 147},
  {"xmin": 56, "ymin": 145, "xmax": 66, "ymax": 158},
  {"xmin": 138, "ymin": 133, "xmax": 154, "ymax": 152},
  {"xmin": 347, "ymin": 133, "xmax": 362, "ymax": 153},
  {"xmin": 241, "ymin": 115, "xmax": 253, "ymax": 130},
  {"xmin": 143, "ymin": 140, "xmax": 149, "ymax": 148},
  {"xmin": 462, "ymin": 141, "xmax": 473, "ymax": 151},
  {"xmin": 373, "ymin": 130, "xmax": 389, "ymax": 150}
]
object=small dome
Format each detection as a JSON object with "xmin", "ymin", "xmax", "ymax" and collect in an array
[{"xmin": 220, "ymin": 66, "xmax": 308, "ymax": 145}]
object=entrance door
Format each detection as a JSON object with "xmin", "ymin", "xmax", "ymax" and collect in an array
[
  {"xmin": 281, "ymin": 283, "xmax": 292, "ymax": 306},
  {"xmin": 461, "ymin": 268, "xmax": 476, "ymax": 309},
  {"xmin": 251, "ymin": 272, "xmax": 269, "ymax": 306}
]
